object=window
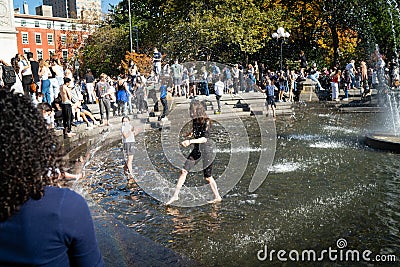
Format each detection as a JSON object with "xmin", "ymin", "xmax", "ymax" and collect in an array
[
  {"xmin": 60, "ymin": 34, "xmax": 66, "ymax": 46},
  {"xmin": 62, "ymin": 50, "xmax": 68, "ymax": 62},
  {"xmin": 72, "ymin": 24, "xmax": 76, "ymax": 30},
  {"xmin": 47, "ymin": 34, "xmax": 54, "ymax": 45},
  {"xmin": 49, "ymin": 50, "xmax": 55, "ymax": 58},
  {"xmin": 34, "ymin": 21, "xmax": 39, "ymax": 27},
  {"xmin": 21, "ymin": 20, "xmax": 26, "ymax": 27},
  {"xmin": 36, "ymin": 49, "xmax": 43, "ymax": 60},
  {"xmin": 47, "ymin": 22, "xmax": 52, "ymax": 29},
  {"xmin": 35, "ymin": 33, "xmax": 42, "ymax": 44},
  {"xmin": 22, "ymin": 32, "xmax": 28, "ymax": 44},
  {"xmin": 60, "ymin": 23, "xmax": 65, "ymax": 30},
  {"xmin": 23, "ymin": 49, "xmax": 30, "ymax": 55}
]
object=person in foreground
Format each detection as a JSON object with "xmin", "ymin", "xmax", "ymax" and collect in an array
[
  {"xmin": 166, "ymin": 100, "xmax": 222, "ymax": 205},
  {"xmin": 0, "ymin": 90, "xmax": 104, "ymax": 267}
]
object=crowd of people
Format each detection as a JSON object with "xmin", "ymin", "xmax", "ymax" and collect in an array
[
  {"xmin": 1, "ymin": 49, "xmax": 396, "ymax": 140},
  {"xmin": 1, "ymin": 45, "xmax": 398, "ymax": 265},
  {"xmin": 0, "ymin": 53, "xmax": 157, "ymax": 138},
  {"xmin": 150, "ymin": 48, "xmax": 399, "ymax": 105}
]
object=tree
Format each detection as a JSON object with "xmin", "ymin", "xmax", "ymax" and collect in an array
[
  {"xmin": 81, "ymin": 25, "xmax": 129, "ymax": 77},
  {"xmin": 84, "ymin": 0, "xmax": 400, "ymax": 73},
  {"xmin": 163, "ymin": 0, "xmax": 284, "ymax": 63}
]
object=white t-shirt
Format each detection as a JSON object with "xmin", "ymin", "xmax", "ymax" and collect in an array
[
  {"xmin": 11, "ymin": 71, "xmax": 23, "ymax": 94},
  {"xmin": 346, "ymin": 62, "xmax": 355, "ymax": 74},
  {"xmin": 52, "ymin": 64, "xmax": 64, "ymax": 78},
  {"xmin": 41, "ymin": 66, "xmax": 51, "ymax": 80},
  {"xmin": 121, "ymin": 123, "xmax": 135, "ymax": 143},
  {"xmin": 214, "ymin": 81, "xmax": 224, "ymax": 96},
  {"xmin": 18, "ymin": 60, "xmax": 32, "ymax": 76}
]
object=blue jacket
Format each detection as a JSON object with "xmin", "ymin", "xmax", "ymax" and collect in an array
[
  {"xmin": 160, "ymin": 85, "xmax": 167, "ymax": 99},
  {"xmin": 0, "ymin": 186, "xmax": 104, "ymax": 266},
  {"xmin": 117, "ymin": 89, "xmax": 129, "ymax": 103}
]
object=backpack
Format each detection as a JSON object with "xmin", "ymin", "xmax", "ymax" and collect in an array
[{"xmin": 2, "ymin": 65, "xmax": 16, "ymax": 87}]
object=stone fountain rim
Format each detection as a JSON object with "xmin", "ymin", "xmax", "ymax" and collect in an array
[{"xmin": 365, "ymin": 132, "xmax": 400, "ymax": 153}]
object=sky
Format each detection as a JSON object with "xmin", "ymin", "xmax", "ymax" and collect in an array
[{"xmin": 13, "ymin": 0, "xmax": 122, "ymax": 14}]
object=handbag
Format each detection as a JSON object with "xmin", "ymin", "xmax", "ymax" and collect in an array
[{"xmin": 30, "ymin": 82, "xmax": 37, "ymax": 93}]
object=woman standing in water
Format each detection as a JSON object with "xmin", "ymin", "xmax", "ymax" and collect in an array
[{"xmin": 166, "ymin": 100, "xmax": 222, "ymax": 205}]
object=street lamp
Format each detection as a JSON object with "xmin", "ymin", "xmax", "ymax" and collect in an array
[
  {"xmin": 272, "ymin": 27, "xmax": 290, "ymax": 71},
  {"xmin": 128, "ymin": 0, "xmax": 133, "ymax": 53}
]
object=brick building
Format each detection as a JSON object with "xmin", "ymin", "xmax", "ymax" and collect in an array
[{"xmin": 14, "ymin": 11, "xmax": 95, "ymax": 63}]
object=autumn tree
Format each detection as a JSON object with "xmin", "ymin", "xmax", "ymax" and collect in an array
[
  {"xmin": 120, "ymin": 51, "xmax": 153, "ymax": 76},
  {"xmin": 83, "ymin": 0, "xmax": 400, "ymax": 73}
]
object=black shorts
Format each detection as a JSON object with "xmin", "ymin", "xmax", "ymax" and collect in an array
[
  {"xmin": 267, "ymin": 96, "xmax": 276, "ymax": 107},
  {"xmin": 183, "ymin": 144, "xmax": 213, "ymax": 178},
  {"xmin": 123, "ymin": 142, "xmax": 135, "ymax": 156}
]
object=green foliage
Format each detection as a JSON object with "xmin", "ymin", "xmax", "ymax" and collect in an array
[
  {"xmin": 82, "ymin": 0, "xmax": 400, "ymax": 73},
  {"xmin": 81, "ymin": 25, "xmax": 129, "ymax": 77},
  {"xmin": 163, "ymin": 0, "xmax": 285, "ymax": 63}
]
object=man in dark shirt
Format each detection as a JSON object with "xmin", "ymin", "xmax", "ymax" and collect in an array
[
  {"xmin": 153, "ymin": 47, "xmax": 162, "ymax": 75},
  {"xmin": 27, "ymin": 52, "xmax": 39, "ymax": 94},
  {"xmin": 299, "ymin": 50, "xmax": 307, "ymax": 76},
  {"xmin": 84, "ymin": 69, "xmax": 96, "ymax": 104}
]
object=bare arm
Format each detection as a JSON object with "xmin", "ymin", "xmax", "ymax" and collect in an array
[
  {"xmin": 181, "ymin": 137, "xmax": 207, "ymax": 147},
  {"xmin": 0, "ymin": 59, "xmax": 9, "ymax": 66}
]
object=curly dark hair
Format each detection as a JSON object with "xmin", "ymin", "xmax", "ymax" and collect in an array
[{"xmin": 0, "ymin": 90, "xmax": 63, "ymax": 221}]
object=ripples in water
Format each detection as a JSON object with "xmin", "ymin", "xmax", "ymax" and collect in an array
[{"xmin": 74, "ymin": 108, "xmax": 400, "ymax": 265}]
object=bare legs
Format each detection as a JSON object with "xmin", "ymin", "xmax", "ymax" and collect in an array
[
  {"xmin": 124, "ymin": 154, "xmax": 134, "ymax": 183},
  {"xmin": 166, "ymin": 169, "xmax": 188, "ymax": 205},
  {"xmin": 166, "ymin": 169, "xmax": 222, "ymax": 205},
  {"xmin": 206, "ymin": 177, "xmax": 222, "ymax": 203},
  {"xmin": 266, "ymin": 105, "xmax": 276, "ymax": 118}
]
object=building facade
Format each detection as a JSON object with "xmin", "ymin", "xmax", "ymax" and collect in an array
[
  {"xmin": 0, "ymin": 0, "xmax": 18, "ymax": 62},
  {"xmin": 14, "ymin": 12, "xmax": 93, "ymax": 62},
  {"xmin": 43, "ymin": 0, "xmax": 101, "ymax": 21}
]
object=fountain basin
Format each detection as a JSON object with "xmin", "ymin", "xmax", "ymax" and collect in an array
[{"xmin": 365, "ymin": 132, "xmax": 400, "ymax": 152}]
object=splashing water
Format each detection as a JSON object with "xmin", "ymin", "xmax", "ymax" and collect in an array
[
  {"xmin": 386, "ymin": 0, "xmax": 400, "ymax": 62},
  {"xmin": 268, "ymin": 162, "xmax": 304, "ymax": 173},
  {"xmin": 309, "ymin": 141, "xmax": 348, "ymax": 149},
  {"xmin": 386, "ymin": 93, "xmax": 400, "ymax": 135}
]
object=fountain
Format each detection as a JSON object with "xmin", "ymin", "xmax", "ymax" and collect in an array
[
  {"xmin": 76, "ymin": 104, "xmax": 400, "ymax": 265},
  {"xmin": 64, "ymin": 41, "xmax": 400, "ymax": 266},
  {"xmin": 68, "ymin": 61, "xmax": 399, "ymax": 265},
  {"xmin": 365, "ymin": 44, "xmax": 400, "ymax": 152}
]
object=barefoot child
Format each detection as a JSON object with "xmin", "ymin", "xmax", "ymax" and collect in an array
[
  {"xmin": 121, "ymin": 116, "xmax": 140, "ymax": 183},
  {"xmin": 262, "ymin": 78, "xmax": 276, "ymax": 118}
]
